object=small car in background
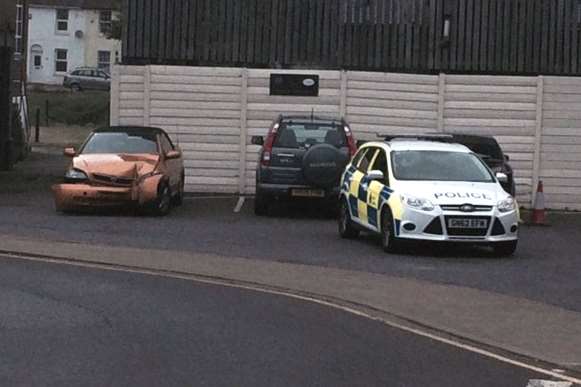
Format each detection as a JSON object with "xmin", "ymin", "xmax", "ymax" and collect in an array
[
  {"xmin": 63, "ymin": 67, "xmax": 111, "ymax": 91},
  {"xmin": 251, "ymin": 115, "xmax": 358, "ymax": 215},
  {"xmin": 53, "ymin": 126, "xmax": 185, "ymax": 216}
]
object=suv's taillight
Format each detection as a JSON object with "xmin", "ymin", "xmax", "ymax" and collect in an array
[
  {"xmin": 344, "ymin": 125, "xmax": 357, "ymax": 156},
  {"xmin": 261, "ymin": 123, "xmax": 279, "ymax": 166}
]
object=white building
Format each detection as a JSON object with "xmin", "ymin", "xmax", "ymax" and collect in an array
[{"xmin": 27, "ymin": 0, "xmax": 121, "ymax": 85}]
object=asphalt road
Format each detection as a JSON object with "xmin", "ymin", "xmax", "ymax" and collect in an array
[
  {"xmin": 1, "ymin": 187, "xmax": 581, "ymax": 313},
  {"xmin": 0, "ymin": 256, "xmax": 548, "ymax": 387}
]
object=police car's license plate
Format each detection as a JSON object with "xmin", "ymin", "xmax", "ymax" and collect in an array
[
  {"xmin": 291, "ymin": 189, "xmax": 325, "ymax": 198},
  {"xmin": 448, "ymin": 218, "xmax": 488, "ymax": 229}
]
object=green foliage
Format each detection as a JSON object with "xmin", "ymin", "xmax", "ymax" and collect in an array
[{"xmin": 28, "ymin": 90, "xmax": 110, "ymax": 127}]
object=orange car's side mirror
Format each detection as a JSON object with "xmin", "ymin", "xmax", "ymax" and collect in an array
[
  {"xmin": 165, "ymin": 150, "xmax": 181, "ymax": 160},
  {"xmin": 64, "ymin": 147, "xmax": 76, "ymax": 157}
]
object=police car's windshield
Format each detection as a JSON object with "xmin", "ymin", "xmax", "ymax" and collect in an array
[{"xmin": 392, "ymin": 150, "xmax": 494, "ymax": 182}]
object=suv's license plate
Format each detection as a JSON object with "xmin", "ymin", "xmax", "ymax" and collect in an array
[
  {"xmin": 291, "ymin": 189, "xmax": 325, "ymax": 198},
  {"xmin": 448, "ymin": 218, "xmax": 488, "ymax": 229}
]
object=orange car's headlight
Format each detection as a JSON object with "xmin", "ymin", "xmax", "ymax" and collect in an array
[{"xmin": 64, "ymin": 168, "xmax": 88, "ymax": 182}]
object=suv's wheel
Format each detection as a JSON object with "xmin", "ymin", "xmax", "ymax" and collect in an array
[
  {"xmin": 381, "ymin": 208, "xmax": 401, "ymax": 253},
  {"xmin": 492, "ymin": 240, "xmax": 517, "ymax": 257},
  {"xmin": 338, "ymin": 199, "xmax": 359, "ymax": 239},
  {"xmin": 71, "ymin": 83, "xmax": 82, "ymax": 92},
  {"xmin": 254, "ymin": 192, "xmax": 270, "ymax": 216},
  {"xmin": 153, "ymin": 182, "xmax": 172, "ymax": 216},
  {"xmin": 302, "ymin": 144, "xmax": 349, "ymax": 189}
]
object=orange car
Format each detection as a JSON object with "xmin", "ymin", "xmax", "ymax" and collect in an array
[{"xmin": 53, "ymin": 126, "xmax": 185, "ymax": 215}]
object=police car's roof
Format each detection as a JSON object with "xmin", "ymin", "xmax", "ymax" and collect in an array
[{"xmin": 372, "ymin": 140, "xmax": 471, "ymax": 153}]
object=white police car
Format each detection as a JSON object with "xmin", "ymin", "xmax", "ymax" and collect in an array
[{"xmin": 338, "ymin": 139, "xmax": 519, "ymax": 256}]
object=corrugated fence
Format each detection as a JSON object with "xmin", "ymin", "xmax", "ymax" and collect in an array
[{"xmin": 111, "ymin": 65, "xmax": 581, "ymax": 210}]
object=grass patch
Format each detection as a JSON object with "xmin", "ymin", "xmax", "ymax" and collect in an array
[{"xmin": 28, "ymin": 90, "xmax": 110, "ymax": 127}]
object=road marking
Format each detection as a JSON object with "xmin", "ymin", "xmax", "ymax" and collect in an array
[
  {"xmin": 234, "ymin": 197, "xmax": 245, "ymax": 213},
  {"xmin": 184, "ymin": 195, "xmax": 238, "ymax": 200},
  {"xmin": 1, "ymin": 251, "xmax": 581, "ymax": 385},
  {"xmin": 527, "ymin": 380, "xmax": 573, "ymax": 387}
]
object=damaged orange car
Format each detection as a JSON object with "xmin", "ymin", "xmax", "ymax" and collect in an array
[{"xmin": 53, "ymin": 126, "xmax": 185, "ymax": 215}]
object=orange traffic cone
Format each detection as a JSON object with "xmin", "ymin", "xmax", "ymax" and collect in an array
[{"xmin": 530, "ymin": 181, "xmax": 548, "ymax": 226}]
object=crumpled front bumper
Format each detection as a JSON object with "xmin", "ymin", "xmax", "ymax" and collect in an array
[
  {"xmin": 52, "ymin": 175, "xmax": 162, "ymax": 211},
  {"xmin": 395, "ymin": 206, "xmax": 519, "ymax": 243}
]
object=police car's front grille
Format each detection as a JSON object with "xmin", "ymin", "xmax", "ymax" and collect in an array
[
  {"xmin": 444, "ymin": 216, "xmax": 491, "ymax": 237},
  {"xmin": 440, "ymin": 204, "xmax": 493, "ymax": 212}
]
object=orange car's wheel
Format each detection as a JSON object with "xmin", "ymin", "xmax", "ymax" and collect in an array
[
  {"xmin": 153, "ymin": 182, "xmax": 172, "ymax": 216},
  {"xmin": 173, "ymin": 172, "xmax": 185, "ymax": 206}
]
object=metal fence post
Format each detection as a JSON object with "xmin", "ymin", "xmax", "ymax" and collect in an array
[
  {"xmin": 531, "ymin": 75, "xmax": 544, "ymax": 207},
  {"xmin": 35, "ymin": 108, "xmax": 40, "ymax": 143},
  {"xmin": 340, "ymin": 70, "xmax": 348, "ymax": 118},
  {"xmin": 437, "ymin": 73, "xmax": 446, "ymax": 132},
  {"xmin": 238, "ymin": 68, "xmax": 249, "ymax": 195},
  {"xmin": 45, "ymin": 99, "xmax": 49, "ymax": 127}
]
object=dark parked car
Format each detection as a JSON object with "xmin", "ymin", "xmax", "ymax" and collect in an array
[
  {"xmin": 447, "ymin": 134, "xmax": 516, "ymax": 196},
  {"xmin": 63, "ymin": 67, "xmax": 111, "ymax": 91},
  {"xmin": 251, "ymin": 115, "xmax": 358, "ymax": 215}
]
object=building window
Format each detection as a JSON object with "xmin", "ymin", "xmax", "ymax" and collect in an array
[
  {"xmin": 56, "ymin": 9, "xmax": 69, "ymax": 32},
  {"xmin": 98, "ymin": 50, "xmax": 111, "ymax": 73},
  {"xmin": 34, "ymin": 55, "xmax": 42, "ymax": 67},
  {"xmin": 577, "ymin": 0, "xmax": 581, "ymax": 24},
  {"xmin": 55, "ymin": 49, "xmax": 68, "ymax": 73},
  {"xmin": 99, "ymin": 10, "xmax": 112, "ymax": 34}
]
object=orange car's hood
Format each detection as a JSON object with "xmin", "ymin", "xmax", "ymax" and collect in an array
[{"xmin": 73, "ymin": 154, "xmax": 160, "ymax": 178}]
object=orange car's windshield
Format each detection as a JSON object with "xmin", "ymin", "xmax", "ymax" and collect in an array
[{"xmin": 81, "ymin": 132, "xmax": 159, "ymax": 155}]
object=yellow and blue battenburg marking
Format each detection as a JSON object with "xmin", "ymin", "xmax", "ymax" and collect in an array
[{"xmin": 341, "ymin": 166, "xmax": 395, "ymax": 230}]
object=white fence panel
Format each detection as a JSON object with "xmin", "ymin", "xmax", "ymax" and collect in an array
[
  {"xmin": 346, "ymin": 71, "xmax": 440, "ymax": 140},
  {"xmin": 541, "ymin": 77, "xmax": 581, "ymax": 210},
  {"xmin": 444, "ymin": 75, "xmax": 538, "ymax": 204}
]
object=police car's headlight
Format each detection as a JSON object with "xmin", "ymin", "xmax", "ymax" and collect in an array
[
  {"xmin": 401, "ymin": 195, "xmax": 435, "ymax": 212},
  {"xmin": 497, "ymin": 197, "xmax": 516, "ymax": 213},
  {"xmin": 65, "ymin": 168, "xmax": 88, "ymax": 182}
]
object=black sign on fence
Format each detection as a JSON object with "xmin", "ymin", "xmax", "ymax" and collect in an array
[{"xmin": 270, "ymin": 74, "xmax": 319, "ymax": 97}]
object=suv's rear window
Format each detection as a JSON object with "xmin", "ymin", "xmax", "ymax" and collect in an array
[{"xmin": 274, "ymin": 123, "xmax": 346, "ymax": 149}]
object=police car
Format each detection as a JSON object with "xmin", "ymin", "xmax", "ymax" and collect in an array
[{"xmin": 338, "ymin": 138, "xmax": 519, "ymax": 256}]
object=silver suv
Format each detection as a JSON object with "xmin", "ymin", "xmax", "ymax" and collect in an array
[{"xmin": 63, "ymin": 67, "xmax": 111, "ymax": 91}]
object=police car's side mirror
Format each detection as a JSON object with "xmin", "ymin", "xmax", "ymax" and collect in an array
[
  {"xmin": 496, "ymin": 172, "xmax": 508, "ymax": 183},
  {"xmin": 251, "ymin": 136, "xmax": 264, "ymax": 146},
  {"xmin": 367, "ymin": 170, "xmax": 385, "ymax": 181}
]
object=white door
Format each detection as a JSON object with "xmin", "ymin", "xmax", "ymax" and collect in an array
[{"xmin": 29, "ymin": 44, "xmax": 44, "ymax": 83}]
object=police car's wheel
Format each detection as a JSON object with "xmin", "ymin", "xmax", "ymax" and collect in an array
[
  {"xmin": 492, "ymin": 240, "xmax": 518, "ymax": 257},
  {"xmin": 381, "ymin": 209, "xmax": 400, "ymax": 253},
  {"xmin": 254, "ymin": 192, "xmax": 270, "ymax": 216},
  {"xmin": 339, "ymin": 199, "xmax": 359, "ymax": 239}
]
